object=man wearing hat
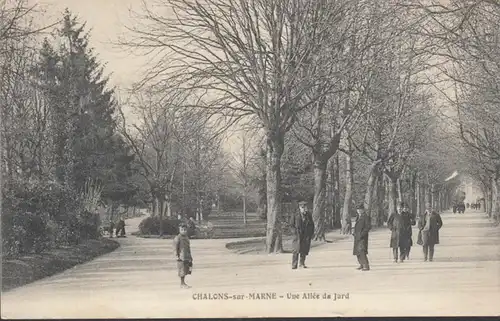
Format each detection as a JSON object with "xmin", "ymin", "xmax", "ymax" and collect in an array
[
  {"xmin": 290, "ymin": 200, "xmax": 315, "ymax": 269},
  {"xmin": 417, "ymin": 203, "xmax": 443, "ymax": 262},
  {"xmin": 353, "ymin": 204, "xmax": 371, "ymax": 271},
  {"xmin": 387, "ymin": 202, "xmax": 416, "ymax": 263}
]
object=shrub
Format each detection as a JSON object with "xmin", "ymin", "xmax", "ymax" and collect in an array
[
  {"xmin": 2, "ymin": 179, "xmax": 102, "ymax": 256},
  {"xmin": 2, "ymin": 211, "xmax": 51, "ymax": 257},
  {"xmin": 138, "ymin": 216, "xmax": 182, "ymax": 235}
]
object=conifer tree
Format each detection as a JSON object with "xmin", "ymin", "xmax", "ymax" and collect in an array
[{"xmin": 35, "ymin": 9, "xmax": 135, "ymax": 205}]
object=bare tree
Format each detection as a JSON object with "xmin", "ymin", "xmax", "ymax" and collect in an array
[
  {"xmin": 0, "ymin": 27, "xmax": 55, "ymax": 188},
  {"xmin": 230, "ymin": 130, "xmax": 260, "ymax": 224},
  {"xmin": 120, "ymin": 0, "xmax": 347, "ymax": 253},
  {"xmin": 349, "ymin": 5, "xmax": 437, "ymax": 226},
  {"xmin": 290, "ymin": 0, "xmax": 399, "ymax": 240},
  {"xmin": 117, "ymin": 90, "xmax": 185, "ymax": 234},
  {"xmin": 422, "ymin": 0, "xmax": 500, "ymax": 220}
]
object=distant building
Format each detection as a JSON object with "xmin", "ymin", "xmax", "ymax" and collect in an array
[{"xmin": 459, "ymin": 175, "xmax": 483, "ymax": 204}]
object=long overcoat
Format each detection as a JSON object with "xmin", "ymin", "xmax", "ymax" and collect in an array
[
  {"xmin": 353, "ymin": 214, "xmax": 371, "ymax": 256},
  {"xmin": 387, "ymin": 211, "xmax": 415, "ymax": 248},
  {"xmin": 417, "ymin": 211, "xmax": 443, "ymax": 246},
  {"xmin": 290, "ymin": 211, "xmax": 315, "ymax": 255}
]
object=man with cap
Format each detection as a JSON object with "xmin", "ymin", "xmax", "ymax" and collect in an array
[
  {"xmin": 387, "ymin": 202, "xmax": 415, "ymax": 263},
  {"xmin": 290, "ymin": 200, "xmax": 315, "ymax": 269},
  {"xmin": 353, "ymin": 204, "xmax": 371, "ymax": 271},
  {"xmin": 417, "ymin": 203, "xmax": 443, "ymax": 262}
]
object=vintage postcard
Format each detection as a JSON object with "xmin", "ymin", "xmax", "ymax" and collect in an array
[{"xmin": 1, "ymin": 0, "xmax": 499, "ymax": 318}]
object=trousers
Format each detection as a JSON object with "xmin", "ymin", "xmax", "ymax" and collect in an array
[
  {"xmin": 423, "ymin": 244, "xmax": 435, "ymax": 260},
  {"xmin": 292, "ymin": 252, "xmax": 306, "ymax": 268},
  {"xmin": 357, "ymin": 253, "xmax": 370, "ymax": 269}
]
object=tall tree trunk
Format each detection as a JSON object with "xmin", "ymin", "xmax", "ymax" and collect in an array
[
  {"xmin": 159, "ymin": 196, "xmax": 164, "ymax": 236},
  {"xmin": 182, "ymin": 165, "xmax": 186, "ymax": 216},
  {"xmin": 326, "ymin": 158, "xmax": 334, "ymax": 228},
  {"xmin": 332, "ymin": 153, "xmax": 341, "ymax": 228},
  {"xmin": 486, "ymin": 182, "xmax": 492, "ymax": 217},
  {"xmin": 397, "ymin": 178, "xmax": 403, "ymax": 204},
  {"xmin": 341, "ymin": 150, "xmax": 353, "ymax": 234},
  {"xmin": 374, "ymin": 171, "xmax": 385, "ymax": 225},
  {"xmin": 151, "ymin": 192, "xmax": 158, "ymax": 217},
  {"xmin": 242, "ymin": 133, "xmax": 247, "ymax": 224},
  {"xmin": 365, "ymin": 162, "xmax": 380, "ymax": 226},
  {"xmin": 410, "ymin": 173, "xmax": 417, "ymax": 215},
  {"xmin": 387, "ymin": 175, "xmax": 398, "ymax": 217},
  {"xmin": 424, "ymin": 184, "xmax": 432, "ymax": 207},
  {"xmin": 166, "ymin": 197, "xmax": 172, "ymax": 217},
  {"xmin": 416, "ymin": 180, "xmax": 421, "ymax": 217},
  {"xmin": 243, "ymin": 193, "xmax": 247, "ymax": 225},
  {"xmin": 431, "ymin": 184, "xmax": 438, "ymax": 210},
  {"xmin": 257, "ymin": 182, "xmax": 267, "ymax": 220},
  {"xmin": 493, "ymin": 175, "xmax": 500, "ymax": 222},
  {"xmin": 265, "ymin": 136, "xmax": 284, "ymax": 254},
  {"xmin": 490, "ymin": 178, "xmax": 496, "ymax": 219},
  {"xmin": 312, "ymin": 153, "xmax": 327, "ymax": 241},
  {"xmin": 217, "ymin": 193, "xmax": 221, "ymax": 215}
]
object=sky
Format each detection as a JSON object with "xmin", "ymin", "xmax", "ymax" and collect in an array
[
  {"xmin": 33, "ymin": 0, "xmax": 246, "ymax": 155},
  {"xmin": 36, "ymin": 0, "xmax": 147, "ymax": 90},
  {"xmin": 30, "ymin": 0, "xmax": 456, "ymax": 159}
]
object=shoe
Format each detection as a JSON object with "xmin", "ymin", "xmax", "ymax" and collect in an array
[
  {"xmin": 393, "ymin": 259, "xmax": 398, "ymax": 263},
  {"xmin": 356, "ymin": 266, "xmax": 363, "ymax": 270},
  {"xmin": 292, "ymin": 266, "xmax": 297, "ymax": 270},
  {"xmin": 424, "ymin": 258, "xmax": 428, "ymax": 262},
  {"xmin": 362, "ymin": 267, "xmax": 370, "ymax": 271},
  {"xmin": 300, "ymin": 265, "xmax": 308, "ymax": 269},
  {"xmin": 429, "ymin": 258, "xmax": 433, "ymax": 262},
  {"xmin": 180, "ymin": 284, "xmax": 191, "ymax": 289}
]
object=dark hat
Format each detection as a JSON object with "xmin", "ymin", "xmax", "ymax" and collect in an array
[
  {"xmin": 356, "ymin": 204, "xmax": 365, "ymax": 210},
  {"xmin": 179, "ymin": 223, "xmax": 188, "ymax": 228}
]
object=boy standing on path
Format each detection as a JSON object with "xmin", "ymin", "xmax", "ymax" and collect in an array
[{"xmin": 174, "ymin": 223, "xmax": 193, "ymax": 288}]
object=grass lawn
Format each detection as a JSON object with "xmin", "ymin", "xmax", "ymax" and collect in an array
[
  {"xmin": 226, "ymin": 233, "xmax": 349, "ymax": 254},
  {"xmin": 133, "ymin": 210, "xmax": 268, "ymax": 239},
  {"xmin": 1, "ymin": 238, "xmax": 119, "ymax": 292},
  {"xmin": 205, "ymin": 210, "xmax": 267, "ymax": 238}
]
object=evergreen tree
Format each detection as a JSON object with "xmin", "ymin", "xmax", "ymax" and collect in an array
[{"xmin": 34, "ymin": 9, "xmax": 135, "ymax": 204}]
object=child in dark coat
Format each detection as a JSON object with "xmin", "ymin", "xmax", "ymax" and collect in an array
[{"xmin": 174, "ymin": 223, "xmax": 193, "ymax": 288}]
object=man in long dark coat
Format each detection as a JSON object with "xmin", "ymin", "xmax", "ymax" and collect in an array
[
  {"xmin": 353, "ymin": 204, "xmax": 371, "ymax": 271},
  {"xmin": 401, "ymin": 203, "xmax": 416, "ymax": 260},
  {"xmin": 387, "ymin": 202, "xmax": 415, "ymax": 263},
  {"xmin": 290, "ymin": 200, "xmax": 314, "ymax": 269},
  {"xmin": 417, "ymin": 204, "xmax": 443, "ymax": 262}
]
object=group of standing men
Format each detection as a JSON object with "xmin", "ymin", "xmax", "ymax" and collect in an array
[
  {"xmin": 107, "ymin": 217, "xmax": 126, "ymax": 238},
  {"xmin": 290, "ymin": 201, "xmax": 443, "ymax": 270}
]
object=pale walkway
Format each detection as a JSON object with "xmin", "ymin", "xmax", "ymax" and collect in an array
[{"xmin": 2, "ymin": 210, "xmax": 499, "ymax": 318}]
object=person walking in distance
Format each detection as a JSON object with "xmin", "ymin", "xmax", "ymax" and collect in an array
[
  {"xmin": 186, "ymin": 216, "xmax": 197, "ymax": 238},
  {"xmin": 353, "ymin": 204, "xmax": 371, "ymax": 271},
  {"xmin": 174, "ymin": 223, "xmax": 193, "ymax": 288},
  {"xmin": 417, "ymin": 204, "xmax": 443, "ymax": 262},
  {"xmin": 115, "ymin": 217, "xmax": 126, "ymax": 237},
  {"xmin": 290, "ymin": 200, "xmax": 315, "ymax": 269}
]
